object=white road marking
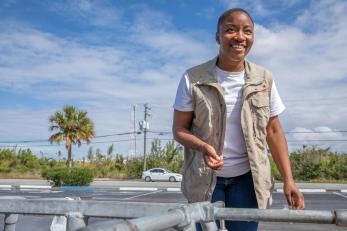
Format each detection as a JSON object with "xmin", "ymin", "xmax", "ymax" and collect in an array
[
  {"xmin": 119, "ymin": 187, "xmax": 157, "ymax": 191},
  {"xmin": 19, "ymin": 185, "xmax": 52, "ymax": 189},
  {"xmin": 0, "ymin": 185, "xmax": 12, "ymax": 188},
  {"xmin": 341, "ymin": 189, "xmax": 347, "ymax": 193},
  {"xmin": 166, "ymin": 188, "xmax": 181, "ymax": 192},
  {"xmin": 300, "ymin": 189, "xmax": 326, "ymax": 193},
  {"xmin": 276, "ymin": 189, "xmax": 326, "ymax": 193},
  {"xmin": 122, "ymin": 190, "xmax": 162, "ymax": 200},
  {"xmin": 333, "ymin": 192, "xmax": 347, "ymax": 200}
]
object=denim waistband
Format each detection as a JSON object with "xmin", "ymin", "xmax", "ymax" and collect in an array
[{"xmin": 216, "ymin": 170, "xmax": 252, "ymax": 180}]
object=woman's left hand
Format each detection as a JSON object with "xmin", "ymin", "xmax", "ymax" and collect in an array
[{"xmin": 283, "ymin": 180, "xmax": 305, "ymax": 210}]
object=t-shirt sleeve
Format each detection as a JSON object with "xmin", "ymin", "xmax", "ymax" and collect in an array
[
  {"xmin": 270, "ymin": 80, "xmax": 285, "ymax": 117},
  {"xmin": 173, "ymin": 72, "xmax": 193, "ymax": 111}
]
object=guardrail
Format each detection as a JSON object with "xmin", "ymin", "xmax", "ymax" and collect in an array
[{"xmin": 0, "ymin": 197, "xmax": 346, "ymax": 231}]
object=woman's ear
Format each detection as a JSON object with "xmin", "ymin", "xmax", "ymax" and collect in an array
[{"xmin": 216, "ymin": 32, "xmax": 220, "ymax": 45}]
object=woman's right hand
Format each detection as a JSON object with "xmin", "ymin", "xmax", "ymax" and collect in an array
[{"xmin": 201, "ymin": 143, "xmax": 224, "ymax": 170}]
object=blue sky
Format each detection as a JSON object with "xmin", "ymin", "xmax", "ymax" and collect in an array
[{"xmin": 1, "ymin": 0, "xmax": 347, "ymax": 159}]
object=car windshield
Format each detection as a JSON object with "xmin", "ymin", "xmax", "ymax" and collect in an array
[{"xmin": 165, "ymin": 169, "xmax": 173, "ymax": 173}]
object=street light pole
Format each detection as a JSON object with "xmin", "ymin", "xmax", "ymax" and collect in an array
[{"xmin": 143, "ymin": 104, "xmax": 150, "ymax": 171}]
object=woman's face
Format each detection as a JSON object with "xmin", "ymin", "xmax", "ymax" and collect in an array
[{"xmin": 216, "ymin": 11, "xmax": 254, "ymax": 63}]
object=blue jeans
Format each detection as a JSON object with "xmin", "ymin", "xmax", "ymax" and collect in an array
[{"xmin": 197, "ymin": 171, "xmax": 258, "ymax": 231}]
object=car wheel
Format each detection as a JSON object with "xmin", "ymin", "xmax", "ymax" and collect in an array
[
  {"xmin": 169, "ymin": 176, "xmax": 176, "ymax": 182},
  {"xmin": 145, "ymin": 176, "xmax": 151, "ymax": 182}
]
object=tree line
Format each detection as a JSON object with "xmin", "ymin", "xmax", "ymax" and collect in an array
[
  {"xmin": 0, "ymin": 139, "xmax": 183, "ymax": 180},
  {"xmin": 0, "ymin": 144, "xmax": 346, "ymax": 182}
]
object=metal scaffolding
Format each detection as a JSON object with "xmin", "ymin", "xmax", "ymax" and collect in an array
[{"xmin": 0, "ymin": 197, "xmax": 346, "ymax": 231}]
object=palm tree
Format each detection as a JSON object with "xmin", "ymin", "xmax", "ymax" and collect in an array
[{"xmin": 48, "ymin": 105, "xmax": 95, "ymax": 168}]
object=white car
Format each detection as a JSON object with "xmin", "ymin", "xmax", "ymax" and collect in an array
[{"xmin": 142, "ymin": 168, "xmax": 182, "ymax": 182}]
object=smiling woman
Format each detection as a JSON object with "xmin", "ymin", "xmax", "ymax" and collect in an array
[{"xmin": 172, "ymin": 8, "xmax": 304, "ymax": 231}]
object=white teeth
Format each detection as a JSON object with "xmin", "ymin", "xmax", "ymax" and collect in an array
[{"xmin": 232, "ymin": 44, "xmax": 244, "ymax": 49}]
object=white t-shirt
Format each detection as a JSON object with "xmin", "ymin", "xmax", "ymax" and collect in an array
[{"xmin": 173, "ymin": 66, "xmax": 285, "ymax": 177}]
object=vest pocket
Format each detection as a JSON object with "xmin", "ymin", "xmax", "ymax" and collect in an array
[
  {"xmin": 251, "ymin": 94, "xmax": 270, "ymax": 108},
  {"xmin": 182, "ymin": 149, "xmax": 210, "ymax": 202},
  {"xmin": 250, "ymin": 94, "xmax": 270, "ymax": 138}
]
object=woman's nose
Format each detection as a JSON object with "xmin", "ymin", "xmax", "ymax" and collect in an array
[{"xmin": 234, "ymin": 31, "xmax": 245, "ymax": 40}]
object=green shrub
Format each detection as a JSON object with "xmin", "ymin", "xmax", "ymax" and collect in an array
[
  {"xmin": 15, "ymin": 165, "xmax": 29, "ymax": 173},
  {"xmin": 0, "ymin": 167, "xmax": 11, "ymax": 173},
  {"xmin": 42, "ymin": 168, "xmax": 66, "ymax": 186},
  {"xmin": 42, "ymin": 167, "xmax": 94, "ymax": 187},
  {"xmin": 125, "ymin": 158, "xmax": 143, "ymax": 178},
  {"xmin": 17, "ymin": 149, "xmax": 40, "ymax": 170}
]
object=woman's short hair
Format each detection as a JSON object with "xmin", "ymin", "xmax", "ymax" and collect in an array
[{"xmin": 217, "ymin": 8, "xmax": 254, "ymax": 32}]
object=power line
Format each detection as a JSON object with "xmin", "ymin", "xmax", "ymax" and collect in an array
[
  {"xmin": 285, "ymin": 130, "xmax": 347, "ymax": 134},
  {"xmin": 284, "ymin": 96, "xmax": 347, "ymax": 102},
  {"xmin": 0, "ymin": 131, "xmax": 143, "ymax": 143},
  {"xmin": 1, "ymin": 129, "xmax": 347, "ymax": 144},
  {"xmin": 287, "ymin": 139, "xmax": 347, "ymax": 142},
  {"xmin": 0, "ymin": 137, "xmax": 176, "ymax": 148}
]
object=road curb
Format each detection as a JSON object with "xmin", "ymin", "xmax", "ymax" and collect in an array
[{"xmin": 1, "ymin": 185, "xmax": 347, "ymax": 193}]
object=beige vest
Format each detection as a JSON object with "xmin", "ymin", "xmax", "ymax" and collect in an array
[{"xmin": 181, "ymin": 57, "xmax": 274, "ymax": 209}]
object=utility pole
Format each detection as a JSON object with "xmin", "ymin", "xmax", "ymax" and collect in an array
[
  {"xmin": 142, "ymin": 103, "xmax": 150, "ymax": 171},
  {"xmin": 133, "ymin": 105, "xmax": 136, "ymax": 156}
]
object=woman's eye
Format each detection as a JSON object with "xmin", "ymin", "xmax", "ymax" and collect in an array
[{"xmin": 226, "ymin": 28, "xmax": 235, "ymax": 33}]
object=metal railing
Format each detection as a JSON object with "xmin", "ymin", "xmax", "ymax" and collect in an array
[{"xmin": 0, "ymin": 197, "xmax": 346, "ymax": 231}]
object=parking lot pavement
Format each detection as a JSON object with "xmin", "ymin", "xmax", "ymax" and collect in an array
[{"xmin": 1, "ymin": 178, "xmax": 347, "ymax": 191}]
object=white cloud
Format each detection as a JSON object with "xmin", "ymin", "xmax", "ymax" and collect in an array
[
  {"xmin": 296, "ymin": 0, "xmax": 347, "ymax": 32},
  {"xmin": 220, "ymin": 0, "xmax": 299, "ymax": 17},
  {"xmin": 129, "ymin": 7, "xmax": 215, "ymax": 66},
  {"xmin": 47, "ymin": 0, "xmax": 122, "ymax": 27},
  {"xmin": 287, "ymin": 126, "xmax": 347, "ymax": 152},
  {"xmin": 0, "ymin": 7, "xmax": 215, "ymax": 157},
  {"xmin": 247, "ymin": 1, "xmax": 347, "ymax": 134},
  {"xmin": 291, "ymin": 126, "xmax": 345, "ymax": 140}
]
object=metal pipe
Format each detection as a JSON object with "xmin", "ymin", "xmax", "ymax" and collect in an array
[
  {"xmin": 77, "ymin": 220, "xmax": 135, "ymax": 231},
  {"xmin": 132, "ymin": 210, "xmax": 185, "ymax": 231},
  {"xmin": 2, "ymin": 196, "xmax": 25, "ymax": 231},
  {"xmin": 0, "ymin": 198, "xmax": 182, "ymax": 218},
  {"xmin": 335, "ymin": 210, "xmax": 347, "ymax": 227},
  {"xmin": 4, "ymin": 214, "xmax": 18, "ymax": 231},
  {"xmin": 78, "ymin": 210, "xmax": 186, "ymax": 231},
  {"xmin": 215, "ymin": 208, "xmax": 335, "ymax": 224},
  {"xmin": 66, "ymin": 212, "xmax": 86, "ymax": 231}
]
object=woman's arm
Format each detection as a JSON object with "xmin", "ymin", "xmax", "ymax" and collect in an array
[
  {"xmin": 172, "ymin": 109, "xmax": 223, "ymax": 170},
  {"xmin": 266, "ymin": 116, "xmax": 305, "ymax": 209}
]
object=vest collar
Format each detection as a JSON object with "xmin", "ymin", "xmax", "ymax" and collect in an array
[
  {"xmin": 199, "ymin": 56, "xmax": 218, "ymax": 84},
  {"xmin": 199, "ymin": 57, "xmax": 264, "ymax": 87},
  {"xmin": 245, "ymin": 60, "xmax": 265, "ymax": 86}
]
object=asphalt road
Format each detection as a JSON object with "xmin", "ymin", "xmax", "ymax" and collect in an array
[
  {"xmin": 0, "ymin": 187, "xmax": 346, "ymax": 231},
  {"xmin": 1, "ymin": 178, "xmax": 347, "ymax": 191}
]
